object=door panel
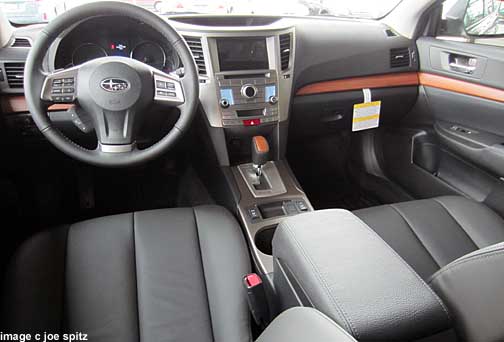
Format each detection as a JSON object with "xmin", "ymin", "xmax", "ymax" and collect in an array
[
  {"xmin": 379, "ymin": 36, "xmax": 504, "ymax": 216},
  {"xmin": 417, "ymin": 37, "xmax": 504, "ymax": 89},
  {"xmin": 418, "ymin": 36, "xmax": 504, "ymax": 179}
]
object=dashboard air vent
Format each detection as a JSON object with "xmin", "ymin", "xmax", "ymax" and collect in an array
[
  {"xmin": 5, "ymin": 62, "xmax": 25, "ymax": 88},
  {"xmin": 183, "ymin": 36, "xmax": 206, "ymax": 75},
  {"xmin": 279, "ymin": 33, "xmax": 291, "ymax": 71},
  {"xmin": 11, "ymin": 37, "xmax": 31, "ymax": 47},
  {"xmin": 385, "ymin": 29, "xmax": 397, "ymax": 37},
  {"xmin": 390, "ymin": 48, "xmax": 410, "ymax": 68}
]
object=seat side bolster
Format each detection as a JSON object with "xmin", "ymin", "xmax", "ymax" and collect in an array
[
  {"xmin": 2, "ymin": 225, "xmax": 69, "ymax": 334},
  {"xmin": 430, "ymin": 242, "xmax": 504, "ymax": 342},
  {"xmin": 193, "ymin": 205, "xmax": 252, "ymax": 342}
]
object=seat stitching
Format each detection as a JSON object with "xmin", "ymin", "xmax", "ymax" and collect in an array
[
  {"xmin": 278, "ymin": 259, "xmax": 316, "ymax": 308},
  {"xmin": 281, "ymin": 220, "xmax": 359, "ymax": 338},
  {"xmin": 431, "ymin": 198, "xmax": 479, "ymax": 250},
  {"xmin": 428, "ymin": 247, "xmax": 504, "ymax": 284},
  {"xmin": 388, "ymin": 204, "xmax": 441, "ymax": 268},
  {"xmin": 350, "ymin": 211, "xmax": 452, "ymax": 321},
  {"xmin": 132, "ymin": 212, "xmax": 142, "ymax": 342},
  {"xmin": 310, "ymin": 309, "xmax": 358, "ymax": 341},
  {"xmin": 192, "ymin": 207, "xmax": 216, "ymax": 342}
]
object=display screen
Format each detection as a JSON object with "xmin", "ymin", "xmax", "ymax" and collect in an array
[
  {"xmin": 237, "ymin": 109, "xmax": 265, "ymax": 117},
  {"xmin": 217, "ymin": 37, "xmax": 268, "ymax": 71},
  {"xmin": 109, "ymin": 41, "xmax": 129, "ymax": 57}
]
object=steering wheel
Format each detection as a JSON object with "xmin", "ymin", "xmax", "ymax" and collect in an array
[{"xmin": 24, "ymin": 1, "xmax": 199, "ymax": 167}]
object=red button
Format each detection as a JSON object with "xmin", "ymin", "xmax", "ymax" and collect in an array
[
  {"xmin": 244, "ymin": 273, "xmax": 262, "ymax": 288},
  {"xmin": 243, "ymin": 119, "xmax": 261, "ymax": 126}
]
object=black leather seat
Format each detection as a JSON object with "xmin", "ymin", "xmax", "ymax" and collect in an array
[
  {"xmin": 354, "ymin": 196, "xmax": 504, "ymax": 280},
  {"xmin": 2, "ymin": 206, "xmax": 252, "ymax": 342}
]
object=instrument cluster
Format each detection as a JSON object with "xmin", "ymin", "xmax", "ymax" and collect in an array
[{"xmin": 54, "ymin": 16, "xmax": 180, "ymax": 73}]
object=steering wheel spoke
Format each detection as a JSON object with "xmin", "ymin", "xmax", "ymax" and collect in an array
[
  {"xmin": 98, "ymin": 141, "xmax": 137, "ymax": 153},
  {"xmin": 41, "ymin": 66, "xmax": 79, "ymax": 105},
  {"xmin": 152, "ymin": 70, "xmax": 185, "ymax": 106}
]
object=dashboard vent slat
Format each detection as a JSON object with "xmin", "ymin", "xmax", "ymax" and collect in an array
[
  {"xmin": 183, "ymin": 36, "xmax": 206, "ymax": 76},
  {"xmin": 279, "ymin": 33, "xmax": 291, "ymax": 71},
  {"xmin": 11, "ymin": 38, "xmax": 31, "ymax": 48},
  {"xmin": 390, "ymin": 48, "xmax": 410, "ymax": 68},
  {"xmin": 5, "ymin": 62, "xmax": 25, "ymax": 88}
]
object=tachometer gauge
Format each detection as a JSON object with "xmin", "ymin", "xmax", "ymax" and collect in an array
[
  {"xmin": 131, "ymin": 41, "xmax": 166, "ymax": 70},
  {"xmin": 72, "ymin": 43, "xmax": 107, "ymax": 66}
]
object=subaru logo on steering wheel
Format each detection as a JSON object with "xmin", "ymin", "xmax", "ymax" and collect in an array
[{"xmin": 100, "ymin": 78, "xmax": 130, "ymax": 92}]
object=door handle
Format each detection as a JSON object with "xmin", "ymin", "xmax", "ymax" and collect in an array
[
  {"xmin": 448, "ymin": 54, "xmax": 477, "ymax": 74},
  {"xmin": 449, "ymin": 62, "xmax": 476, "ymax": 74}
]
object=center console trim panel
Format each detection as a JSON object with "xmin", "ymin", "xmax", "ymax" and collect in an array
[
  {"xmin": 232, "ymin": 160, "xmax": 313, "ymax": 274},
  {"xmin": 174, "ymin": 21, "xmax": 295, "ymax": 128}
]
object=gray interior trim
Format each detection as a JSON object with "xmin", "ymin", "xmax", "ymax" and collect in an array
[{"xmin": 273, "ymin": 209, "xmax": 451, "ymax": 341}]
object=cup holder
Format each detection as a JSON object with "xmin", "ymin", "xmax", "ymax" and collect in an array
[{"xmin": 254, "ymin": 225, "xmax": 278, "ymax": 256}]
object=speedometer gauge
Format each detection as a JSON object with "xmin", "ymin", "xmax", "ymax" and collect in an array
[
  {"xmin": 131, "ymin": 41, "xmax": 166, "ymax": 70},
  {"xmin": 72, "ymin": 43, "xmax": 107, "ymax": 66}
]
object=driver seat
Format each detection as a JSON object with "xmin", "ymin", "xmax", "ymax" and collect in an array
[{"xmin": 2, "ymin": 206, "xmax": 252, "ymax": 342}]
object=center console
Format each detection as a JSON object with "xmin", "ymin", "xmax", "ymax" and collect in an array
[
  {"xmin": 272, "ymin": 210, "xmax": 453, "ymax": 341},
  {"xmin": 174, "ymin": 21, "xmax": 305, "ymax": 276},
  {"xmin": 175, "ymin": 19, "xmax": 294, "ymax": 131},
  {"xmin": 231, "ymin": 136, "xmax": 313, "ymax": 274},
  {"xmin": 216, "ymin": 70, "xmax": 279, "ymax": 127}
]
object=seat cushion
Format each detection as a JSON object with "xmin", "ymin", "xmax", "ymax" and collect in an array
[
  {"xmin": 2, "ymin": 206, "xmax": 251, "ymax": 342},
  {"xmin": 354, "ymin": 196, "xmax": 504, "ymax": 280}
]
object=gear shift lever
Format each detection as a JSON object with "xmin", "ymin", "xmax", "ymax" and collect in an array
[{"xmin": 251, "ymin": 136, "xmax": 269, "ymax": 177}]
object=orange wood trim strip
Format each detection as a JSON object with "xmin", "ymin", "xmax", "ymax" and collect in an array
[
  {"xmin": 296, "ymin": 72, "xmax": 420, "ymax": 96},
  {"xmin": 1, "ymin": 95, "xmax": 72, "ymax": 114},
  {"xmin": 418, "ymin": 72, "xmax": 504, "ymax": 103}
]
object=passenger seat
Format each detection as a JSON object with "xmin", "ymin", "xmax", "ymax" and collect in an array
[
  {"xmin": 354, "ymin": 196, "xmax": 504, "ymax": 342},
  {"xmin": 354, "ymin": 196, "xmax": 504, "ymax": 280}
]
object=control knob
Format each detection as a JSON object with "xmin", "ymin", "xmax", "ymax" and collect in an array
[
  {"xmin": 241, "ymin": 84, "xmax": 257, "ymax": 99},
  {"xmin": 269, "ymin": 95, "xmax": 278, "ymax": 104},
  {"xmin": 220, "ymin": 98, "xmax": 230, "ymax": 108}
]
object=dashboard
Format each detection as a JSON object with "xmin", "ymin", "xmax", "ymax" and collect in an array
[
  {"xmin": 0, "ymin": 13, "xmax": 418, "ymax": 147},
  {"xmin": 53, "ymin": 16, "xmax": 181, "ymax": 72}
]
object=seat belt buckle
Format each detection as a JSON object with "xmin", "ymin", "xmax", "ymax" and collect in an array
[{"xmin": 243, "ymin": 273, "xmax": 270, "ymax": 328}]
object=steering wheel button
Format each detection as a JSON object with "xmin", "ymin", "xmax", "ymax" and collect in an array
[
  {"xmin": 156, "ymin": 80, "xmax": 167, "ymax": 89},
  {"xmin": 166, "ymin": 82, "xmax": 175, "ymax": 90},
  {"xmin": 52, "ymin": 96, "xmax": 63, "ymax": 102},
  {"xmin": 63, "ymin": 96, "xmax": 73, "ymax": 102},
  {"xmin": 52, "ymin": 79, "xmax": 63, "ymax": 85},
  {"xmin": 52, "ymin": 89, "xmax": 63, "ymax": 94},
  {"xmin": 63, "ymin": 88, "xmax": 75, "ymax": 93},
  {"xmin": 166, "ymin": 91, "xmax": 176, "ymax": 97}
]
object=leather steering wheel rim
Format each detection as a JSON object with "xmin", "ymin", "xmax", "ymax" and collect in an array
[{"xmin": 24, "ymin": 1, "xmax": 199, "ymax": 167}]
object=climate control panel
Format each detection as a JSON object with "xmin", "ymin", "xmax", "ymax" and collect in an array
[{"xmin": 216, "ymin": 71, "xmax": 279, "ymax": 127}]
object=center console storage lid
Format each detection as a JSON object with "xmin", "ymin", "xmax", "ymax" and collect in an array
[{"xmin": 272, "ymin": 209, "xmax": 451, "ymax": 341}]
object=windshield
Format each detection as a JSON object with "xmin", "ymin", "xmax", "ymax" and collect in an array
[{"xmin": 0, "ymin": 0, "xmax": 402, "ymax": 25}]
